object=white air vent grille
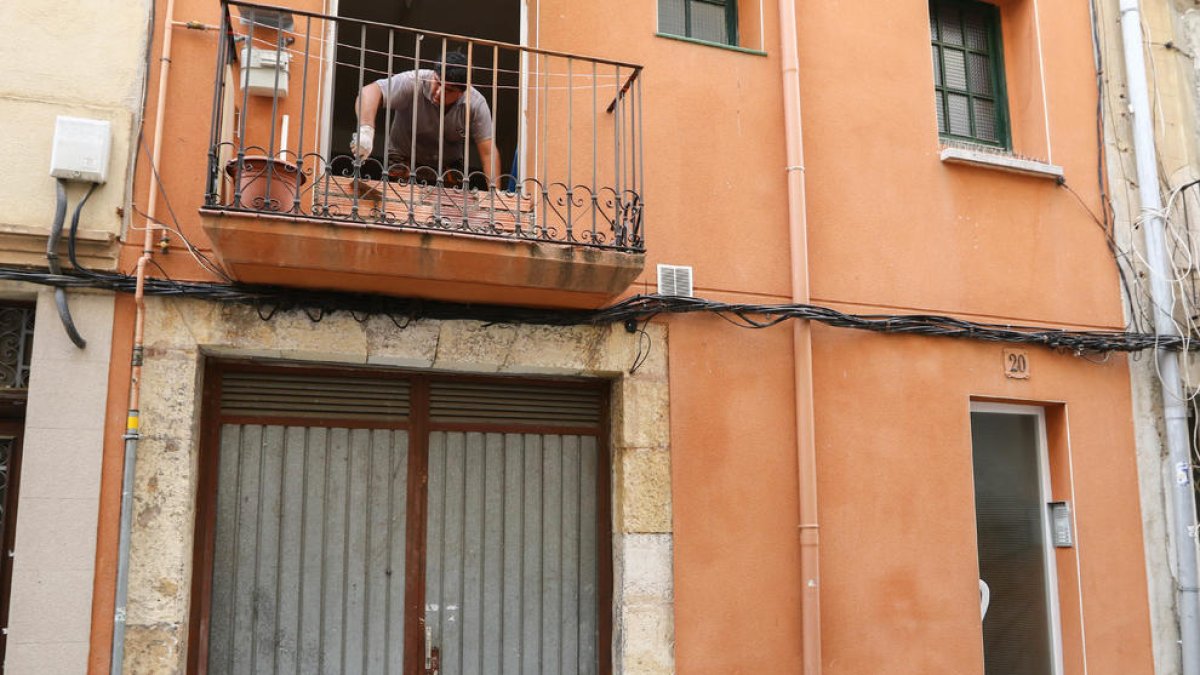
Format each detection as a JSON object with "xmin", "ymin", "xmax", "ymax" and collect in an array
[
  {"xmin": 430, "ymin": 381, "xmax": 602, "ymax": 428},
  {"xmin": 220, "ymin": 371, "xmax": 410, "ymax": 421},
  {"xmin": 657, "ymin": 264, "xmax": 693, "ymax": 297}
]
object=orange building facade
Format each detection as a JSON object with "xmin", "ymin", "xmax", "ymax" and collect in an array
[{"xmin": 2, "ymin": 0, "xmax": 1165, "ymax": 674}]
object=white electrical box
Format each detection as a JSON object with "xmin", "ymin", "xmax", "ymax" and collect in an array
[
  {"xmin": 241, "ymin": 46, "xmax": 290, "ymax": 98},
  {"xmin": 49, "ymin": 116, "xmax": 112, "ymax": 184}
]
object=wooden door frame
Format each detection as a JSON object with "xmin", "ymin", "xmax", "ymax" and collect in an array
[
  {"xmin": 188, "ymin": 359, "xmax": 613, "ymax": 675},
  {"xmin": 0, "ymin": 420, "xmax": 24, "ymax": 672}
]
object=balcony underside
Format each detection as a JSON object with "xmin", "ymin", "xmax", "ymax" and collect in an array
[{"xmin": 200, "ymin": 208, "xmax": 645, "ymax": 309}]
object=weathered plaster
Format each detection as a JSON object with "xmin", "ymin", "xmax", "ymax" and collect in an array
[
  {"xmin": 0, "ymin": 0, "xmax": 149, "ymax": 269},
  {"xmin": 125, "ymin": 296, "xmax": 675, "ymax": 674},
  {"xmin": 1098, "ymin": 1, "xmax": 1200, "ymax": 672}
]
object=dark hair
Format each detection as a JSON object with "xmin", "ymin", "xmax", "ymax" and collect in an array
[{"xmin": 431, "ymin": 51, "xmax": 468, "ymax": 89}]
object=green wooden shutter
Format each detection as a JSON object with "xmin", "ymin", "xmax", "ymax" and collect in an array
[
  {"xmin": 659, "ymin": 0, "xmax": 738, "ymax": 47},
  {"xmin": 931, "ymin": 0, "xmax": 1010, "ymax": 148}
]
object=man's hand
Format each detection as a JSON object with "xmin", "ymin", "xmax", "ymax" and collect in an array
[
  {"xmin": 352, "ymin": 82, "xmax": 383, "ymax": 161},
  {"xmin": 350, "ymin": 125, "xmax": 375, "ymax": 160}
]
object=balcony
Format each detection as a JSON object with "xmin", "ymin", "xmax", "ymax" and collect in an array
[{"xmin": 200, "ymin": 1, "xmax": 645, "ymax": 309}]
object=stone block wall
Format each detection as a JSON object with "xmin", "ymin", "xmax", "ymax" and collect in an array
[{"xmin": 123, "ymin": 296, "xmax": 676, "ymax": 674}]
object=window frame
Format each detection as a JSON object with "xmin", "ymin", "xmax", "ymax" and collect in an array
[
  {"xmin": 660, "ymin": 0, "xmax": 740, "ymax": 48},
  {"xmin": 930, "ymin": 0, "xmax": 1011, "ymax": 149}
]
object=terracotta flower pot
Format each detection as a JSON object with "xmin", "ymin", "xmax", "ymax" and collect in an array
[{"xmin": 225, "ymin": 155, "xmax": 307, "ymax": 212}]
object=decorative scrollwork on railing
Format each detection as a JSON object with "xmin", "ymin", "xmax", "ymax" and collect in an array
[
  {"xmin": 0, "ymin": 306, "xmax": 34, "ymax": 390},
  {"xmin": 207, "ymin": 144, "xmax": 644, "ymax": 253}
]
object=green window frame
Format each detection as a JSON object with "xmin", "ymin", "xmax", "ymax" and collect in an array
[
  {"xmin": 658, "ymin": 0, "xmax": 739, "ymax": 47},
  {"xmin": 930, "ymin": 0, "xmax": 1010, "ymax": 148}
]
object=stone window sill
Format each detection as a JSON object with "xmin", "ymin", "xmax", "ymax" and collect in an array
[
  {"xmin": 940, "ymin": 146, "xmax": 1064, "ymax": 181},
  {"xmin": 654, "ymin": 32, "xmax": 767, "ymax": 56}
]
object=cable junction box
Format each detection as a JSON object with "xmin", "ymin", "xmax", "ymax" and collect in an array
[{"xmin": 49, "ymin": 116, "xmax": 112, "ymax": 184}]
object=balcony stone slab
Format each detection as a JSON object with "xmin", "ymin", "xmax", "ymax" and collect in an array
[{"xmin": 200, "ymin": 208, "xmax": 645, "ymax": 309}]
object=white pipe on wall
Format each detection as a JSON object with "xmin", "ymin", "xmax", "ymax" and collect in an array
[
  {"xmin": 1032, "ymin": 0, "xmax": 1053, "ymax": 164},
  {"xmin": 1118, "ymin": 2, "xmax": 1200, "ymax": 673}
]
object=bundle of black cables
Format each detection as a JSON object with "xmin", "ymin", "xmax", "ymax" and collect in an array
[{"xmin": 4, "ymin": 259, "xmax": 1192, "ymax": 355}]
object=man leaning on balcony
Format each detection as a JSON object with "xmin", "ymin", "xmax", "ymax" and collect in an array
[{"xmin": 351, "ymin": 52, "xmax": 499, "ymax": 189}]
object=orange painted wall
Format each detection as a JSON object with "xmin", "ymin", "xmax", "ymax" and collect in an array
[
  {"xmin": 797, "ymin": 0, "xmax": 1120, "ymax": 327},
  {"xmin": 99, "ymin": 0, "xmax": 1155, "ymax": 673},
  {"xmin": 812, "ymin": 326, "xmax": 1151, "ymax": 674},
  {"xmin": 668, "ymin": 319, "xmax": 804, "ymax": 673},
  {"xmin": 546, "ymin": 3, "xmax": 793, "ymax": 300}
]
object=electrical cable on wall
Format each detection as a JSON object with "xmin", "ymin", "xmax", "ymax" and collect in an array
[
  {"xmin": 1089, "ymin": 0, "xmax": 1200, "ymax": 516},
  {"xmin": 46, "ymin": 179, "xmax": 95, "ymax": 349},
  {"xmin": 3, "ymin": 264, "xmax": 1196, "ymax": 355}
]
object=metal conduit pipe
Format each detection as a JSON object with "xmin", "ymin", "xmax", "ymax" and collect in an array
[
  {"xmin": 1118, "ymin": 1, "xmax": 1200, "ymax": 673},
  {"xmin": 111, "ymin": 0, "xmax": 177, "ymax": 670},
  {"xmin": 777, "ymin": 0, "xmax": 821, "ymax": 672}
]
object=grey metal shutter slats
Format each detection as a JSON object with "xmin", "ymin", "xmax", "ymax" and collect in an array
[
  {"xmin": 220, "ymin": 373, "xmax": 603, "ymax": 427},
  {"xmin": 430, "ymin": 382, "xmax": 602, "ymax": 427},
  {"xmin": 208, "ymin": 425, "xmax": 410, "ymax": 675},
  {"xmin": 221, "ymin": 372, "xmax": 411, "ymax": 421},
  {"xmin": 425, "ymin": 432, "xmax": 600, "ymax": 675}
]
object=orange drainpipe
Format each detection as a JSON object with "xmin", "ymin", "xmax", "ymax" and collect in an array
[
  {"xmin": 777, "ymin": 0, "xmax": 821, "ymax": 672},
  {"xmin": 110, "ymin": 0, "xmax": 175, "ymax": 670}
]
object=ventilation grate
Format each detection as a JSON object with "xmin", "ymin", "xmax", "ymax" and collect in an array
[
  {"xmin": 657, "ymin": 264, "xmax": 693, "ymax": 297},
  {"xmin": 430, "ymin": 381, "xmax": 602, "ymax": 428},
  {"xmin": 220, "ymin": 371, "xmax": 410, "ymax": 421}
]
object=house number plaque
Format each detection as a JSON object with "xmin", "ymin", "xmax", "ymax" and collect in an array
[{"xmin": 1003, "ymin": 348, "xmax": 1030, "ymax": 379}]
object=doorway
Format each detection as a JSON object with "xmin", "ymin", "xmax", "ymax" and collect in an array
[
  {"xmin": 330, "ymin": 0, "xmax": 522, "ymax": 182},
  {"xmin": 969, "ymin": 404, "xmax": 1063, "ymax": 675},
  {"xmin": 190, "ymin": 363, "xmax": 611, "ymax": 675},
  {"xmin": 0, "ymin": 302, "xmax": 33, "ymax": 673},
  {"xmin": 0, "ymin": 422, "xmax": 23, "ymax": 673}
]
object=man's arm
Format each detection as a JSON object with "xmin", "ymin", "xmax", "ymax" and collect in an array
[
  {"xmin": 476, "ymin": 138, "xmax": 499, "ymax": 188},
  {"xmin": 350, "ymin": 82, "xmax": 383, "ymax": 159},
  {"xmin": 355, "ymin": 82, "xmax": 383, "ymax": 129}
]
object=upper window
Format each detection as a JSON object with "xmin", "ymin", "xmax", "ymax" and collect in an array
[
  {"xmin": 659, "ymin": 0, "xmax": 738, "ymax": 46},
  {"xmin": 930, "ymin": 0, "xmax": 1009, "ymax": 148}
]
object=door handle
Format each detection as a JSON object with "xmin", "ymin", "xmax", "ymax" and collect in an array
[{"xmin": 979, "ymin": 578, "xmax": 991, "ymax": 621}]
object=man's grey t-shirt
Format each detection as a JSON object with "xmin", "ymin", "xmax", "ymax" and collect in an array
[{"xmin": 375, "ymin": 69, "xmax": 493, "ymax": 169}]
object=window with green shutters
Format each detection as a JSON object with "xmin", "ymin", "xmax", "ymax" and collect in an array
[
  {"xmin": 930, "ymin": 0, "xmax": 1009, "ymax": 148},
  {"xmin": 659, "ymin": 0, "xmax": 738, "ymax": 47}
]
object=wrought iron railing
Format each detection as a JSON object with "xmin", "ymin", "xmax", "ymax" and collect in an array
[
  {"xmin": 0, "ymin": 306, "xmax": 33, "ymax": 392},
  {"xmin": 204, "ymin": 1, "xmax": 645, "ymax": 252}
]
